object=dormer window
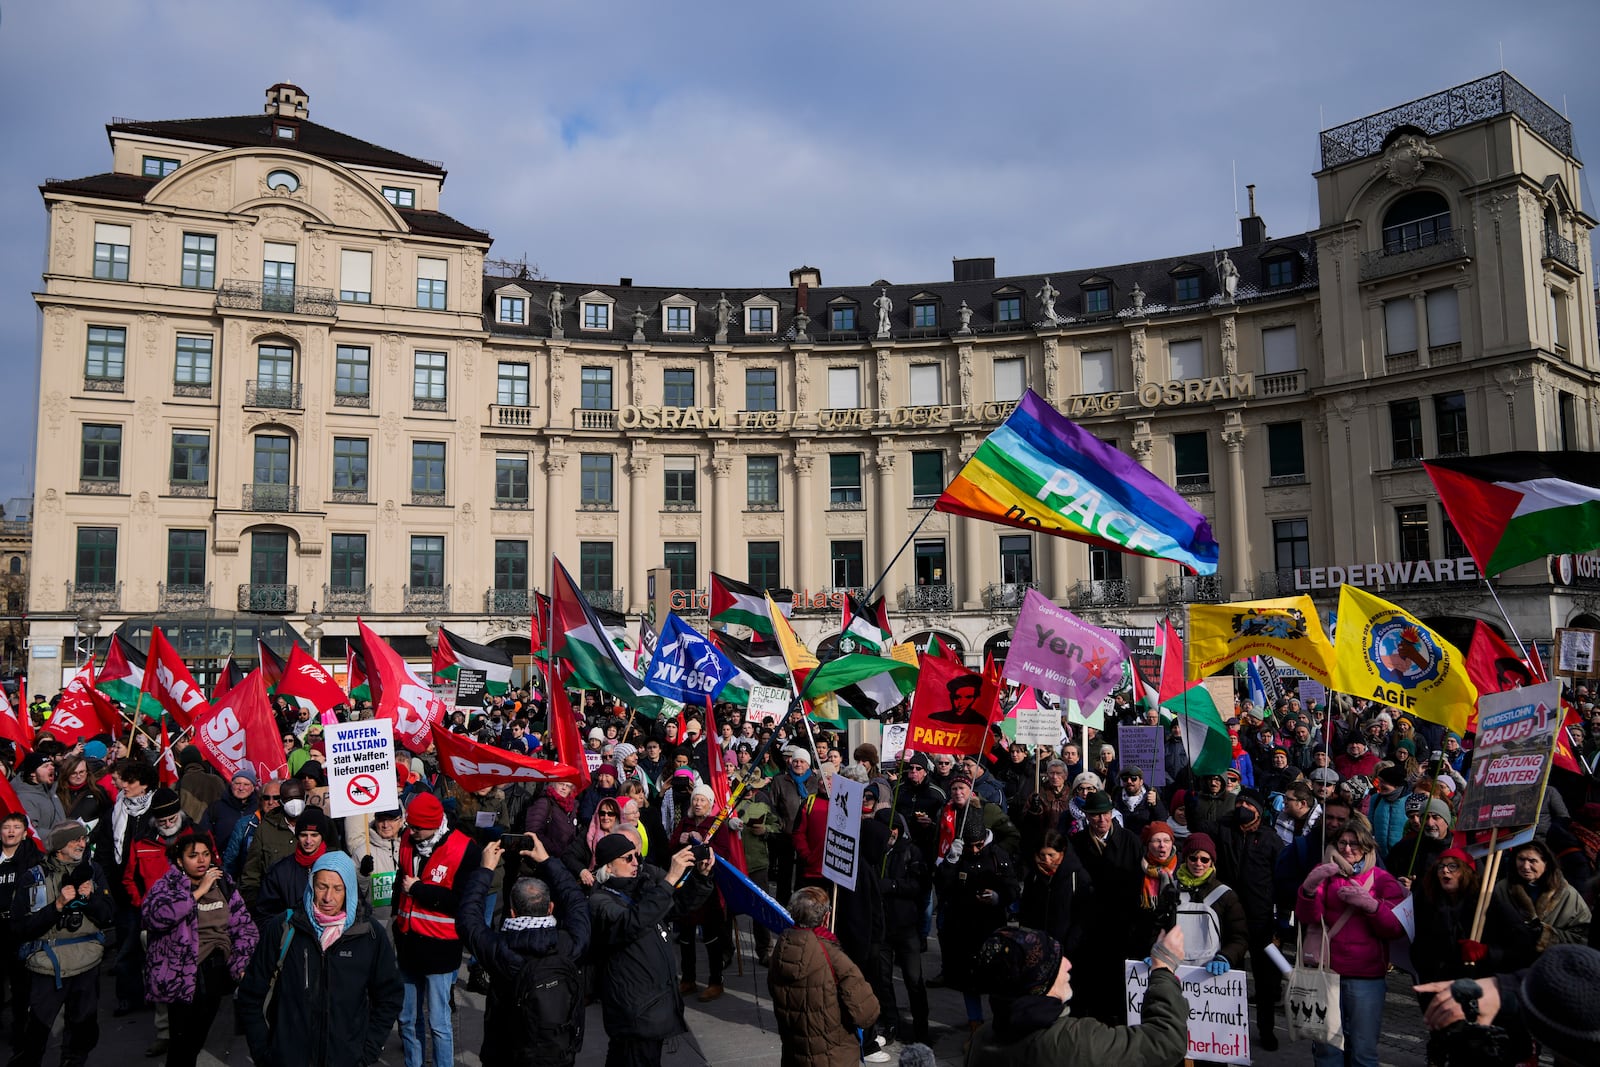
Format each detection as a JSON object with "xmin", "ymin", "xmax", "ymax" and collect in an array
[
  {"xmin": 580, "ymin": 291, "xmax": 615, "ymax": 331},
  {"xmin": 1083, "ymin": 286, "xmax": 1110, "ymax": 314},
  {"xmin": 747, "ymin": 306, "xmax": 774, "ymax": 333},
  {"xmin": 1173, "ymin": 273, "xmax": 1201, "ymax": 303},
  {"xmin": 142, "ymin": 156, "xmax": 179, "ymax": 178},
  {"xmin": 829, "ymin": 300, "xmax": 858, "ymax": 332},
  {"xmin": 274, "ymin": 123, "xmax": 298, "ymax": 141},
  {"xmin": 661, "ymin": 295, "xmax": 695, "ymax": 335},
  {"xmin": 499, "ymin": 296, "xmax": 526, "ymax": 324},
  {"xmin": 1264, "ymin": 255, "xmax": 1297, "ymax": 288},
  {"xmin": 383, "ymin": 186, "xmax": 416, "ymax": 209},
  {"xmin": 910, "ymin": 294, "xmax": 940, "ymax": 329},
  {"xmin": 994, "ymin": 289, "xmax": 1024, "ymax": 323}
]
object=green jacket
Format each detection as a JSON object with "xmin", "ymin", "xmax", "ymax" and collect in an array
[
  {"xmin": 965, "ymin": 967, "xmax": 1188, "ymax": 1067},
  {"xmin": 736, "ymin": 795, "xmax": 780, "ymax": 873}
]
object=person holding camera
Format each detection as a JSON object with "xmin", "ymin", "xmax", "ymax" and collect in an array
[{"xmin": 1415, "ymin": 943, "xmax": 1600, "ymax": 1066}]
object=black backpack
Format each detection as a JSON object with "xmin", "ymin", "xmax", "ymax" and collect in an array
[{"xmin": 509, "ymin": 949, "xmax": 584, "ymax": 1066}]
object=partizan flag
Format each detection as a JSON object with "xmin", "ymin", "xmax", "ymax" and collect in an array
[
  {"xmin": 552, "ymin": 559, "xmax": 663, "ymax": 715},
  {"xmin": 1331, "ymin": 585, "xmax": 1477, "ymax": 737},
  {"xmin": 96, "ymin": 633, "xmax": 146, "ymax": 706},
  {"xmin": 1186, "ymin": 596, "xmax": 1335, "ymax": 686},
  {"xmin": 1426, "ymin": 451, "xmax": 1600, "ymax": 577},
  {"xmin": 433, "ymin": 626, "xmax": 514, "ymax": 696}
]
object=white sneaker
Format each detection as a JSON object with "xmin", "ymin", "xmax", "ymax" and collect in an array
[{"xmin": 864, "ymin": 1051, "xmax": 892, "ymax": 1063}]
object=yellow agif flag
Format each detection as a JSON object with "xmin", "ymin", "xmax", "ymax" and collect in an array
[
  {"xmin": 1186, "ymin": 596, "xmax": 1335, "ymax": 686},
  {"xmin": 1331, "ymin": 585, "xmax": 1477, "ymax": 736},
  {"xmin": 766, "ymin": 594, "xmax": 819, "ymax": 673}
]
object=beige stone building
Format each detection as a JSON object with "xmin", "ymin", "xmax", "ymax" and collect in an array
[{"xmin": 24, "ymin": 75, "xmax": 1600, "ymax": 688}]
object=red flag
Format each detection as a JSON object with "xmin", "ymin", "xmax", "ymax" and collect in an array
[
  {"xmin": 0, "ymin": 772, "xmax": 44, "ymax": 848},
  {"xmin": 547, "ymin": 676, "xmax": 591, "ymax": 791},
  {"xmin": 157, "ymin": 721, "xmax": 179, "ymax": 787},
  {"xmin": 1554, "ymin": 699, "xmax": 1588, "ymax": 776},
  {"xmin": 211, "ymin": 654, "xmax": 246, "ymax": 703},
  {"xmin": 143, "ymin": 628, "xmax": 207, "ymax": 729},
  {"xmin": 906, "ymin": 653, "xmax": 989, "ymax": 756},
  {"xmin": 0, "ymin": 685, "xmax": 32, "ymax": 758},
  {"xmin": 355, "ymin": 619, "xmax": 445, "ymax": 753},
  {"xmin": 532, "ymin": 591, "xmax": 551, "ymax": 654},
  {"xmin": 257, "ymin": 639, "xmax": 288, "ymax": 692},
  {"xmin": 431, "ymin": 723, "xmax": 579, "ymax": 792},
  {"xmin": 1157, "ymin": 617, "xmax": 1187, "ymax": 704},
  {"xmin": 277, "ymin": 644, "xmax": 348, "ymax": 715},
  {"xmin": 195, "ymin": 670, "xmax": 286, "ymax": 781},
  {"xmin": 1464, "ymin": 621, "xmax": 1545, "ymax": 734},
  {"xmin": 43, "ymin": 662, "xmax": 110, "ymax": 746}
]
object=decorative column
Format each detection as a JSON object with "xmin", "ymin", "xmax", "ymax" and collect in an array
[
  {"xmin": 627, "ymin": 447, "xmax": 653, "ymax": 613},
  {"xmin": 959, "ymin": 436, "xmax": 983, "ymax": 610},
  {"xmin": 1133, "ymin": 427, "xmax": 1160, "ymax": 605},
  {"xmin": 1221, "ymin": 418, "xmax": 1250, "ymax": 600},
  {"xmin": 543, "ymin": 446, "xmax": 568, "ymax": 580},
  {"xmin": 711, "ymin": 450, "xmax": 735, "ymax": 577},
  {"xmin": 874, "ymin": 447, "xmax": 898, "ymax": 596},
  {"xmin": 1413, "ymin": 292, "xmax": 1431, "ymax": 368},
  {"xmin": 793, "ymin": 451, "xmax": 815, "ymax": 593}
]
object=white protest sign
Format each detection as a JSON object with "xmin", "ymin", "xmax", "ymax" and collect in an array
[
  {"xmin": 1125, "ymin": 961, "xmax": 1250, "ymax": 1065},
  {"xmin": 881, "ymin": 723, "xmax": 909, "ymax": 763},
  {"xmin": 1012, "ymin": 688, "xmax": 1062, "ymax": 747},
  {"xmin": 585, "ymin": 751, "xmax": 603, "ymax": 773},
  {"xmin": 324, "ymin": 719, "xmax": 398, "ymax": 818},
  {"xmin": 749, "ymin": 685, "xmax": 791, "ymax": 725},
  {"xmin": 822, "ymin": 774, "xmax": 866, "ymax": 891},
  {"xmin": 1119, "ymin": 725, "xmax": 1166, "ymax": 787}
]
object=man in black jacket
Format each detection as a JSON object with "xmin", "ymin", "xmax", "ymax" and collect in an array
[
  {"xmin": 458, "ymin": 834, "xmax": 591, "ymax": 1067},
  {"xmin": 1069, "ymin": 791, "xmax": 1142, "ymax": 1026},
  {"xmin": 869, "ymin": 806, "xmax": 930, "ymax": 1043},
  {"xmin": 1216, "ymin": 789, "xmax": 1286, "ymax": 1050}
]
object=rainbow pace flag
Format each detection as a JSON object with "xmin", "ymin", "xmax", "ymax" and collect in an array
[{"xmin": 936, "ymin": 389, "xmax": 1220, "ymax": 574}]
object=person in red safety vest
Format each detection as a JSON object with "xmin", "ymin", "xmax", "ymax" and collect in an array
[{"xmin": 393, "ymin": 792, "xmax": 482, "ymax": 1067}]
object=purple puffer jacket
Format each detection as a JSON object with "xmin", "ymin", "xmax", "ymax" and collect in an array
[{"xmin": 141, "ymin": 865, "xmax": 261, "ymax": 1003}]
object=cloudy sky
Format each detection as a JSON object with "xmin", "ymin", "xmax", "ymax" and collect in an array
[{"xmin": 1, "ymin": 1, "xmax": 1596, "ymax": 506}]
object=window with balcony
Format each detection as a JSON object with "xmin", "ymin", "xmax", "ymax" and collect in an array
[
  {"xmin": 499, "ymin": 296, "xmax": 526, "ymax": 324},
  {"xmin": 664, "ymin": 542, "xmax": 697, "ymax": 592},
  {"xmin": 1384, "ymin": 298, "xmax": 1418, "ymax": 356},
  {"xmin": 580, "ymin": 542, "xmax": 614, "ymax": 594},
  {"xmin": 1274, "ymin": 518, "xmax": 1310, "ymax": 577},
  {"xmin": 170, "ymin": 431, "xmax": 210, "ymax": 490},
  {"xmin": 1382, "ymin": 191, "xmax": 1451, "ymax": 254},
  {"xmin": 663, "ymin": 368, "xmax": 695, "ymax": 408},
  {"xmin": 332, "ymin": 437, "xmax": 368, "ymax": 497},
  {"xmin": 1089, "ymin": 547, "xmax": 1124, "ymax": 582},
  {"xmin": 1169, "ymin": 338, "xmax": 1204, "ymax": 380},
  {"xmin": 1390, "ymin": 399, "xmax": 1423, "ymax": 466},
  {"xmin": 262, "ymin": 242, "xmax": 296, "ymax": 309},
  {"xmin": 76, "ymin": 527, "xmax": 117, "ymax": 586},
  {"xmin": 664, "ymin": 456, "xmax": 697, "ymax": 509},
  {"xmin": 497, "ymin": 362, "xmax": 530, "ymax": 407},
  {"xmin": 1262, "ymin": 326, "xmax": 1298, "ymax": 373},
  {"xmin": 1173, "ymin": 432, "xmax": 1210, "ymax": 490},
  {"xmin": 830, "ymin": 454, "xmax": 862, "ymax": 507},
  {"xmin": 143, "ymin": 156, "xmax": 179, "ymax": 178},
  {"xmin": 410, "ymin": 535, "xmax": 445, "ymax": 589},
  {"xmin": 495, "ymin": 540, "xmax": 528, "ymax": 593},
  {"xmin": 909, "ymin": 364, "xmax": 941, "ymax": 406},
  {"xmin": 253, "ymin": 434, "xmax": 291, "ymax": 488},
  {"xmin": 492, "ymin": 456, "xmax": 529, "ymax": 509},
  {"xmin": 1267, "ymin": 422, "xmax": 1305, "ymax": 483},
  {"xmin": 580, "ymin": 454, "xmax": 613, "ymax": 507},
  {"xmin": 1397, "ymin": 505, "xmax": 1431, "ymax": 562},
  {"xmin": 1426, "ymin": 287, "xmax": 1461, "ymax": 347},
  {"xmin": 80, "ymin": 424, "xmax": 122, "ymax": 485},
  {"xmin": 174, "ymin": 336, "xmax": 213, "ymax": 390},
  {"xmin": 1434, "ymin": 392, "xmax": 1469, "ymax": 455},
  {"xmin": 181, "ymin": 233, "xmax": 216, "ymax": 288},
  {"xmin": 85, "ymin": 326, "xmax": 126, "ymax": 384},
  {"xmin": 330, "ymin": 534, "xmax": 367, "ymax": 591},
  {"xmin": 831, "ymin": 541, "xmax": 864, "ymax": 588},
  {"xmin": 748, "ymin": 542, "xmax": 781, "ymax": 590},
  {"xmin": 827, "ymin": 367, "xmax": 860, "ymax": 409},
  {"xmin": 1081, "ymin": 349, "xmax": 1113, "ymax": 393},
  {"xmin": 411, "ymin": 441, "xmax": 446, "ymax": 499},
  {"xmin": 911, "ymin": 451, "xmax": 943, "ymax": 503},
  {"xmin": 914, "ymin": 540, "xmax": 947, "ymax": 586},
  {"xmin": 256, "ymin": 345, "xmax": 294, "ymax": 405},
  {"xmin": 250, "ymin": 532, "xmax": 289, "ymax": 596},
  {"xmin": 580, "ymin": 366, "xmax": 612, "ymax": 410},
  {"xmin": 999, "ymin": 535, "xmax": 1033, "ymax": 584},
  {"xmin": 339, "ymin": 249, "xmax": 372, "ymax": 303},
  {"xmin": 416, "ymin": 257, "xmax": 447, "ymax": 310},
  {"xmin": 335, "ymin": 346, "xmax": 370, "ymax": 402},
  {"xmin": 166, "ymin": 530, "xmax": 206, "ymax": 588},
  {"xmin": 745, "ymin": 367, "xmax": 777, "ymax": 411},
  {"xmin": 747, "ymin": 455, "xmax": 778, "ymax": 508},
  {"xmin": 993, "ymin": 357, "xmax": 1024, "ymax": 402},
  {"xmin": 93, "ymin": 223, "xmax": 130, "ymax": 280},
  {"xmin": 413, "ymin": 351, "xmax": 447, "ymax": 407}
]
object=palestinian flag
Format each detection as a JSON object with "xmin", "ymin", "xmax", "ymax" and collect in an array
[
  {"xmin": 595, "ymin": 605, "xmax": 631, "ymax": 652},
  {"xmin": 552, "ymin": 559, "xmax": 663, "ymax": 716},
  {"xmin": 1165, "ymin": 682, "xmax": 1234, "ymax": 777},
  {"xmin": 345, "ymin": 644, "xmax": 371, "ymax": 702},
  {"xmin": 257, "ymin": 639, "xmax": 288, "ymax": 694},
  {"xmin": 709, "ymin": 631, "xmax": 790, "ymax": 706},
  {"xmin": 433, "ymin": 627, "xmax": 513, "ymax": 695},
  {"xmin": 840, "ymin": 594, "xmax": 891, "ymax": 654},
  {"xmin": 211, "ymin": 654, "xmax": 246, "ymax": 703},
  {"xmin": 1425, "ymin": 451, "xmax": 1600, "ymax": 577},
  {"xmin": 97, "ymin": 633, "xmax": 146, "ymax": 706},
  {"xmin": 710, "ymin": 573, "xmax": 783, "ymax": 637}
]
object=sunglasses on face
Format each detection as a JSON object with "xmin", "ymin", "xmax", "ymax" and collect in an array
[{"xmin": 1188, "ymin": 854, "xmax": 1214, "ymax": 866}]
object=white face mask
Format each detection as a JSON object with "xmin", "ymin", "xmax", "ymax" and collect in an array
[{"xmin": 282, "ymin": 799, "xmax": 306, "ymax": 818}]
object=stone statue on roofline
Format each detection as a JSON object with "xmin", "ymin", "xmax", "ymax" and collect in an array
[
  {"xmin": 1036, "ymin": 277, "xmax": 1060, "ymax": 323},
  {"xmin": 874, "ymin": 288, "xmax": 893, "ymax": 339},
  {"xmin": 1217, "ymin": 253, "xmax": 1239, "ymax": 303}
]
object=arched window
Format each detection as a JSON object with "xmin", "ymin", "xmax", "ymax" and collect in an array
[
  {"xmin": 1381, "ymin": 191, "xmax": 1451, "ymax": 254},
  {"xmin": 6, "ymin": 557, "xmax": 18, "ymax": 575}
]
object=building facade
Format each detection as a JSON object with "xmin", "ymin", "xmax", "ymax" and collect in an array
[{"xmin": 26, "ymin": 75, "xmax": 1600, "ymax": 687}]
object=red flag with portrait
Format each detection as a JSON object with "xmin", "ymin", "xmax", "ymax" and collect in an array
[{"xmin": 907, "ymin": 653, "xmax": 989, "ymax": 756}]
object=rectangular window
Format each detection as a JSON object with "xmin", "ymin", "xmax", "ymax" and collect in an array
[
  {"xmin": 413, "ymin": 351, "xmax": 447, "ymax": 402},
  {"xmin": 583, "ymin": 302, "xmax": 610, "ymax": 330},
  {"xmin": 1083, "ymin": 287, "xmax": 1110, "ymax": 314},
  {"xmin": 1442, "ymin": 515, "xmax": 1469, "ymax": 559},
  {"xmin": 76, "ymin": 528, "xmax": 117, "ymax": 586},
  {"xmin": 828, "ymin": 367, "xmax": 860, "ymax": 409},
  {"xmin": 256, "ymin": 345, "xmax": 294, "ymax": 390},
  {"xmin": 142, "ymin": 156, "xmax": 179, "ymax": 178},
  {"xmin": 1434, "ymin": 392, "xmax": 1469, "ymax": 455},
  {"xmin": 665, "ymin": 306, "xmax": 692, "ymax": 333},
  {"xmin": 1173, "ymin": 275, "xmax": 1201, "ymax": 303},
  {"xmin": 912, "ymin": 303, "xmax": 937, "ymax": 328},
  {"xmin": 253, "ymin": 434, "xmax": 290, "ymax": 485},
  {"xmin": 580, "ymin": 454, "xmax": 613, "ymax": 506},
  {"xmin": 1081, "ymin": 349, "xmax": 1114, "ymax": 393},
  {"xmin": 1384, "ymin": 298, "xmax": 1418, "ymax": 355},
  {"xmin": 580, "ymin": 366, "xmax": 613, "ymax": 410},
  {"xmin": 93, "ymin": 223, "xmax": 131, "ymax": 280},
  {"xmin": 1169, "ymin": 338, "xmax": 1203, "ymax": 380},
  {"xmin": 830, "ymin": 306, "xmax": 857, "ymax": 331},
  {"xmin": 829, "ymin": 454, "xmax": 862, "ymax": 506},
  {"xmin": 1426, "ymin": 287, "xmax": 1461, "ymax": 347},
  {"xmin": 170, "ymin": 431, "xmax": 210, "ymax": 486},
  {"xmin": 81, "ymin": 424, "xmax": 122, "ymax": 482},
  {"xmin": 335, "ymin": 346, "xmax": 371, "ymax": 398},
  {"xmin": 497, "ymin": 362, "xmax": 530, "ymax": 406},
  {"xmin": 1551, "ymin": 289, "xmax": 1572, "ymax": 354},
  {"xmin": 416, "ymin": 257, "xmax": 448, "ymax": 309},
  {"xmin": 745, "ymin": 367, "xmax": 777, "ymax": 411},
  {"xmin": 1089, "ymin": 547, "xmax": 1124, "ymax": 582},
  {"xmin": 747, "ymin": 306, "xmax": 775, "ymax": 334},
  {"xmin": 174, "ymin": 336, "xmax": 213, "ymax": 385},
  {"xmin": 909, "ymin": 364, "xmax": 941, "ymax": 406},
  {"xmin": 748, "ymin": 542, "xmax": 781, "ymax": 590},
  {"xmin": 339, "ymin": 250, "xmax": 372, "ymax": 303},
  {"xmin": 1397, "ymin": 505, "xmax": 1430, "ymax": 562},
  {"xmin": 262, "ymin": 242, "xmax": 296, "ymax": 306},
  {"xmin": 1560, "ymin": 392, "xmax": 1578, "ymax": 450},
  {"xmin": 999, "ymin": 534, "xmax": 1034, "ymax": 584},
  {"xmin": 830, "ymin": 541, "xmax": 864, "ymax": 588},
  {"xmin": 499, "ymin": 296, "xmax": 526, "ymax": 324},
  {"xmin": 579, "ymin": 542, "xmax": 614, "ymax": 594},
  {"xmin": 993, "ymin": 357, "xmax": 1024, "ymax": 402},
  {"xmin": 1390, "ymin": 399, "xmax": 1423, "ymax": 465},
  {"xmin": 1173, "ymin": 431, "xmax": 1209, "ymax": 486},
  {"xmin": 996, "ymin": 296, "xmax": 1021, "ymax": 323},
  {"xmin": 1265, "ymin": 258, "xmax": 1296, "ymax": 287},
  {"xmin": 664, "ymin": 456, "xmax": 697, "ymax": 508},
  {"xmin": 332, "ymin": 438, "xmax": 368, "ymax": 492},
  {"xmin": 746, "ymin": 455, "xmax": 778, "ymax": 508},
  {"xmin": 495, "ymin": 454, "xmax": 530, "ymax": 505},
  {"xmin": 382, "ymin": 186, "xmax": 415, "ymax": 209},
  {"xmin": 409, "ymin": 535, "xmax": 445, "ymax": 589},
  {"xmin": 411, "ymin": 442, "xmax": 446, "ymax": 495},
  {"xmin": 664, "ymin": 543, "xmax": 697, "ymax": 592},
  {"xmin": 911, "ymin": 451, "xmax": 944, "ymax": 500},
  {"xmin": 86, "ymin": 326, "xmax": 126, "ymax": 381},
  {"xmin": 914, "ymin": 540, "xmax": 948, "ymax": 586},
  {"xmin": 1267, "ymin": 422, "xmax": 1306, "ymax": 481},
  {"xmin": 330, "ymin": 534, "xmax": 367, "ymax": 590},
  {"xmin": 495, "ymin": 541, "xmax": 528, "ymax": 592},
  {"xmin": 1273, "ymin": 518, "xmax": 1310, "ymax": 573},
  {"xmin": 1262, "ymin": 325, "xmax": 1299, "ymax": 373},
  {"xmin": 166, "ymin": 530, "xmax": 206, "ymax": 587},
  {"xmin": 663, "ymin": 368, "xmax": 695, "ymax": 408},
  {"xmin": 181, "ymin": 233, "xmax": 216, "ymax": 288}
]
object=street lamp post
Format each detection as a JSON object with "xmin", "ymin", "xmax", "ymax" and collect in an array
[
  {"xmin": 74, "ymin": 606, "xmax": 102, "ymax": 669},
  {"xmin": 424, "ymin": 616, "xmax": 441, "ymax": 650},
  {"xmin": 304, "ymin": 603, "xmax": 324, "ymax": 662}
]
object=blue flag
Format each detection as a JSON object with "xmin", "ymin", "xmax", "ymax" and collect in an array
[
  {"xmin": 1246, "ymin": 657, "xmax": 1270, "ymax": 714},
  {"xmin": 713, "ymin": 859, "xmax": 794, "ymax": 934},
  {"xmin": 644, "ymin": 613, "xmax": 737, "ymax": 705}
]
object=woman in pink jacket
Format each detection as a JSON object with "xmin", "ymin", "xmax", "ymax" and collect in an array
[{"xmin": 1294, "ymin": 812, "xmax": 1406, "ymax": 1067}]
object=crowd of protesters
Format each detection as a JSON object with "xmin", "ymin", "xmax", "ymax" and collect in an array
[{"xmin": 2, "ymin": 673, "xmax": 1599, "ymax": 1067}]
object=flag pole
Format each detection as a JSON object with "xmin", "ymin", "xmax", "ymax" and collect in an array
[
  {"xmin": 862, "ymin": 501, "xmax": 940, "ymax": 602},
  {"xmin": 1481, "ymin": 577, "xmax": 1534, "ymax": 663}
]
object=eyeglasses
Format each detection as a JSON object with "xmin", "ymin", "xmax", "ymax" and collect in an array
[
  {"xmin": 1121, "ymin": 775, "xmax": 1141, "ymax": 782},
  {"xmin": 1438, "ymin": 862, "xmax": 1464, "ymax": 873},
  {"xmin": 618, "ymin": 853, "xmax": 640, "ymax": 864},
  {"xmin": 1335, "ymin": 839, "xmax": 1363, "ymax": 853},
  {"xmin": 262, "ymin": 794, "xmax": 281, "ymax": 804},
  {"xmin": 1188, "ymin": 854, "xmax": 1214, "ymax": 865}
]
